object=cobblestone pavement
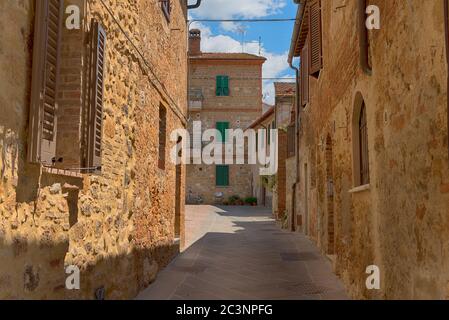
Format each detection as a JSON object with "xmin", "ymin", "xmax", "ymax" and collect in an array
[{"xmin": 137, "ymin": 205, "xmax": 349, "ymax": 300}]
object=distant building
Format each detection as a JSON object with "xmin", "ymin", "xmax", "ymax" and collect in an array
[{"xmin": 186, "ymin": 29, "xmax": 266, "ymax": 205}]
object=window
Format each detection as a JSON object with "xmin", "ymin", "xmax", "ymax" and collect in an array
[
  {"xmin": 161, "ymin": 0, "xmax": 171, "ymax": 22},
  {"xmin": 28, "ymin": 0, "xmax": 64, "ymax": 165},
  {"xmin": 28, "ymin": 1, "xmax": 106, "ymax": 173},
  {"xmin": 158, "ymin": 105, "xmax": 167, "ymax": 170},
  {"xmin": 301, "ymin": 36, "xmax": 310, "ymax": 107},
  {"xmin": 352, "ymin": 93, "xmax": 370, "ymax": 187},
  {"xmin": 359, "ymin": 0, "xmax": 372, "ymax": 73},
  {"xmin": 359, "ymin": 102, "xmax": 370, "ymax": 185},
  {"xmin": 216, "ymin": 165, "xmax": 230, "ymax": 187},
  {"xmin": 216, "ymin": 75, "xmax": 230, "ymax": 96},
  {"xmin": 308, "ymin": 0, "xmax": 323, "ymax": 77},
  {"xmin": 216, "ymin": 121, "xmax": 229, "ymax": 143},
  {"xmin": 86, "ymin": 20, "xmax": 107, "ymax": 172},
  {"xmin": 287, "ymin": 124, "xmax": 296, "ymax": 158}
]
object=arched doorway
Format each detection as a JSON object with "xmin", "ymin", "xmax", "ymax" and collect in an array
[{"xmin": 325, "ymin": 135, "xmax": 335, "ymax": 254}]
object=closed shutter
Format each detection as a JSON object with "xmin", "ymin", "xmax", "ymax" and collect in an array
[
  {"xmin": 216, "ymin": 122, "xmax": 229, "ymax": 142},
  {"xmin": 222, "ymin": 76, "xmax": 230, "ymax": 96},
  {"xmin": 308, "ymin": 0, "xmax": 323, "ymax": 75},
  {"xmin": 216, "ymin": 76, "xmax": 222, "ymax": 96},
  {"xmin": 301, "ymin": 38, "xmax": 309, "ymax": 106},
  {"xmin": 216, "ymin": 165, "xmax": 229, "ymax": 186},
  {"xmin": 87, "ymin": 20, "xmax": 107, "ymax": 172},
  {"xmin": 28, "ymin": 0, "xmax": 64, "ymax": 165}
]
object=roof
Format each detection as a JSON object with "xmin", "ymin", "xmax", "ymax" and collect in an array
[
  {"xmin": 274, "ymin": 82, "xmax": 296, "ymax": 96},
  {"xmin": 190, "ymin": 52, "xmax": 267, "ymax": 61},
  {"xmin": 288, "ymin": 1, "xmax": 308, "ymax": 63},
  {"xmin": 247, "ymin": 106, "xmax": 275, "ymax": 130}
]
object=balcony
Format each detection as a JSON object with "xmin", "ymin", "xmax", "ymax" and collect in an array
[{"xmin": 189, "ymin": 89, "xmax": 203, "ymax": 111}]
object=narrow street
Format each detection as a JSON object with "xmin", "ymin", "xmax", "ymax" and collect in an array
[{"xmin": 137, "ymin": 206, "xmax": 348, "ymax": 300}]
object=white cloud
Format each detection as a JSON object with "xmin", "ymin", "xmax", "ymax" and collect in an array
[
  {"xmin": 191, "ymin": 0, "xmax": 286, "ymax": 20},
  {"xmin": 189, "ymin": 0, "xmax": 294, "ymax": 104}
]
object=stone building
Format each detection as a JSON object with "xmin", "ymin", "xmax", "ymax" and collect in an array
[
  {"xmin": 248, "ymin": 83, "xmax": 296, "ymax": 221},
  {"xmin": 273, "ymin": 83, "xmax": 296, "ymax": 229},
  {"xmin": 0, "ymin": 0, "xmax": 194, "ymax": 299},
  {"xmin": 186, "ymin": 29, "xmax": 266, "ymax": 205},
  {"xmin": 248, "ymin": 106, "xmax": 275, "ymax": 208},
  {"xmin": 289, "ymin": 0, "xmax": 449, "ymax": 299}
]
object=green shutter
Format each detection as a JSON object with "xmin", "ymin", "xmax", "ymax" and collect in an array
[
  {"xmin": 222, "ymin": 76, "xmax": 229, "ymax": 96},
  {"xmin": 216, "ymin": 165, "xmax": 229, "ymax": 186},
  {"xmin": 216, "ymin": 122, "xmax": 229, "ymax": 142},
  {"xmin": 216, "ymin": 75, "xmax": 222, "ymax": 96}
]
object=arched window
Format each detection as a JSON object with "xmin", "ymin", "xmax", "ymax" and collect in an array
[
  {"xmin": 359, "ymin": 103, "xmax": 370, "ymax": 185},
  {"xmin": 352, "ymin": 93, "xmax": 370, "ymax": 187}
]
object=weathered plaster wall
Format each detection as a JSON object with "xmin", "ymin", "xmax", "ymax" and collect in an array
[
  {"xmin": 296, "ymin": 0, "xmax": 449, "ymax": 299},
  {"xmin": 0, "ymin": 0, "xmax": 187, "ymax": 299}
]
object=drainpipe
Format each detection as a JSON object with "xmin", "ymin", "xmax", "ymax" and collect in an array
[
  {"xmin": 445, "ymin": 0, "xmax": 449, "ymax": 160},
  {"xmin": 288, "ymin": 1, "xmax": 305, "ymax": 233},
  {"xmin": 289, "ymin": 61, "xmax": 300, "ymax": 233},
  {"xmin": 187, "ymin": 0, "xmax": 202, "ymax": 10}
]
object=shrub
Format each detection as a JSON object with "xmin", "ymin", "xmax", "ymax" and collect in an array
[{"xmin": 244, "ymin": 197, "xmax": 257, "ymax": 205}]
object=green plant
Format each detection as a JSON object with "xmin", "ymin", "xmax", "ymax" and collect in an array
[
  {"xmin": 244, "ymin": 197, "xmax": 257, "ymax": 206},
  {"xmin": 228, "ymin": 195, "xmax": 241, "ymax": 205}
]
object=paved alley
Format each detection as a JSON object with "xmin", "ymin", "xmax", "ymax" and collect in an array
[{"xmin": 137, "ymin": 206, "xmax": 348, "ymax": 300}]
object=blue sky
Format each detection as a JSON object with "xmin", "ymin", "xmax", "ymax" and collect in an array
[{"xmin": 189, "ymin": 0, "xmax": 298, "ymax": 105}]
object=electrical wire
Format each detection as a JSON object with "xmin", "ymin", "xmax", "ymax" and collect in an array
[{"xmin": 98, "ymin": 0, "xmax": 188, "ymax": 124}]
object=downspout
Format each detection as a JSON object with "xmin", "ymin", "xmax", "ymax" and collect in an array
[
  {"xmin": 187, "ymin": 0, "xmax": 202, "ymax": 10},
  {"xmin": 444, "ymin": 0, "xmax": 449, "ymax": 160},
  {"xmin": 288, "ymin": 1, "xmax": 306, "ymax": 233},
  {"xmin": 289, "ymin": 61, "xmax": 300, "ymax": 233}
]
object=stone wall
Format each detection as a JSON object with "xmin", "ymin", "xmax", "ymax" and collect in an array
[
  {"xmin": 0, "ymin": 0, "xmax": 187, "ymax": 299},
  {"xmin": 294, "ymin": 0, "xmax": 449, "ymax": 299}
]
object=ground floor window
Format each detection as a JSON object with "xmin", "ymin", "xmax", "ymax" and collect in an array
[{"xmin": 216, "ymin": 165, "xmax": 229, "ymax": 186}]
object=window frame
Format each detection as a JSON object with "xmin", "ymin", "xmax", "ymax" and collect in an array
[{"xmin": 352, "ymin": 93, "xmax": 370, "ymax": 187}]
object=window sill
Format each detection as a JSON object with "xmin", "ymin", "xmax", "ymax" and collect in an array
[{"xmin": 349, "ymin": 184, "xmax": 370, "ymax": 194}]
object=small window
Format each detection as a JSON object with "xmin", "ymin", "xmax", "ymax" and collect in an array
[
  {"xmin": 287, "ymin": 124, "xmax": 296, "ymax": 158},
  {"xmin": 359, "ymin": 0, "xmax": 372, "ymax": 73},
  {"xmin": 216, "ymin": 121, "xmax": 229, "ymax": 143},
  {"xmin": 161, "ymin": 0, "xmax": 171, "ymax": 22},
  {"xmin": 216, "ymin": 165, "xmax": 230, "ymax": 187},
  {"xmin": 216, "ymin": 75, "xmax": 230, "ymax": 96},
  {"xmin": 158, "ymin": 105, "xmax": 167, "ymax": 170},
  {"xmin": 359, "ymin": 102, "xmax": 370, "ymax": 185}
]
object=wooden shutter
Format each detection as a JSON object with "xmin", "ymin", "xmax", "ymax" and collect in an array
[
  {"xmin": 301, "ymin": 38, "xmax": 309, "ymax": 106},
  {"xmin": 222, "ymin": 76, "xmax": 230, "ymax": 96},
  {"xmin": 28, "ymin": 0, "xmax": 64, "ymax": 165},
  {"xmin": 216, "ymin": 76, "xmax": 222, "ymax": 96},
  {"xmin": 308, "ymin": 0, "xmax": 323, "ymax": 75},
  {"xmin": 87, "ymin": 20, "xmax": 107, "ymax": 172},
  {"xmin": 216, "ymin": 165, "xmax": 229, "ymax": 186}
]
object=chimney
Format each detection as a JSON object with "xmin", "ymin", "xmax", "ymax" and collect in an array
[{"xmin": 189, "ymin": 29, "xmax": 201, "ymax": 56}]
